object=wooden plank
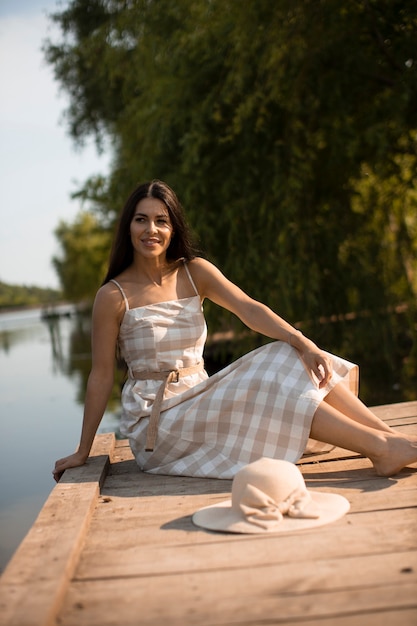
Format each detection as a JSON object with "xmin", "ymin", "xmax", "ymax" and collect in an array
[
  {"xmin": 231, "ymin": 610, "xmax": 417, "ymax": 626},
  {"xmin": 381, "ymin": 415, "xmax": 417, "ymax": 426},
  {"xmin": 102, "ymin": 452, "xmax": 417, "ymax": 497},
  {"xmin": 371, "ymin": 401, "xmax": 417, "ymax": 420},
  {"xmin": 99, "ymin": 448, "xmax": 417, "ymax": 508},
  {"xmin": 0, "ymin": 434, "xmax": 115, "ymax": 626},
  {"xmin": 2, "ymin": 404, "xmax": 417, "ymax": 626},
  {"xmin": 73, "ymin": 506, "xmax": 417, "ymax": 579},
  {"xmin": 74, "ymin": 428, "xmax": 417, "ymax": 582},
  {"xmin": 58, "ymin": 557, "xmax": 417, "ymax": 625},
  {"xmin": 92, "ymin": 474, "xmax": 417, "ymax": 525},
  {"xmin": 66, "ymin": 432, "xmax": 417, "ymax": 625},
  {"xmin": 100, "ymin": 463, "xmax": 417, "ymax": 506}
]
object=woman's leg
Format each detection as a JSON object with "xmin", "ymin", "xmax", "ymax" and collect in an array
[
  {"xmin": 310, "ymin": 400, "xmax": 417, "ymax": 476},
  {"xmin": 324, "ymin": 382, "xmax": 393, "ymax": 433}
]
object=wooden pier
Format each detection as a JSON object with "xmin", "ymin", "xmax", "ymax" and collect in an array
[{"xmin": 1, "ymin": 401, "xmax": 416, "ymax": 626}]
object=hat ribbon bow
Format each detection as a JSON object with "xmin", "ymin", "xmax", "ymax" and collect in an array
[{"xmin": 239, "ymin": 483, "xmax": 319, "ymax": 530}]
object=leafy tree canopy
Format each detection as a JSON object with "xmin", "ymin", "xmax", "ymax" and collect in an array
[
  {"xmin": 53, "ymin": 211, "xmax": 111, "ymax": 301},
  {"xmin": 44, "ymin": 0, "xmax": 417, "ymax": 337},
  {"xmin": 0, "ymin": 281, "xmax": 61, "ymax": 309}
]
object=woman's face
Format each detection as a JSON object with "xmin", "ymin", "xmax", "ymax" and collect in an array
[{"xmin": 130, "ymin": 197, "xmax": 174, "ymax": 260}]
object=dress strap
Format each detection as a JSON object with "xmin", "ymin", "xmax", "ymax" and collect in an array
[
  {"xmin": 183, "ymin": 260, "xmax": 199, "ymax": 297},
  {"xmin": 109, "ymin": 279, "xmax": 130, "ymax": 311}
]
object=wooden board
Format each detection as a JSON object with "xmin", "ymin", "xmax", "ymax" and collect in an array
[
  {"xmin": 0, "ymin": 403, "xmax": 416, "ymax": 626},
  {"xmin": 0, "ymin": 435, "xmax": 114, "ymax": 626}
]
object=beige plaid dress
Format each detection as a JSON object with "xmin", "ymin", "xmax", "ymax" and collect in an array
[{"xmin": 113, "ymin": 271, "xmax": 358, "ymax": 479}]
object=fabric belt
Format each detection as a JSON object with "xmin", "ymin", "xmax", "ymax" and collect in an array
[{"xmin": 130, "ymin": 361, "xmax": 205, "ymax": 451}]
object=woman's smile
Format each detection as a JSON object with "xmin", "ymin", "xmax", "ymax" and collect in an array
[
  {"xmin": 141, "ymin": 237, "xmax": 161, "ymax": 247},
  {"xmin": 130, "ymin": 197, "xmax": 173, "ymax": 258}
]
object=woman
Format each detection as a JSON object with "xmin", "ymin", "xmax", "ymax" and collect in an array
[{"xmin": 53, "ymin": 180, "xmax": 417, "ymax": 481}]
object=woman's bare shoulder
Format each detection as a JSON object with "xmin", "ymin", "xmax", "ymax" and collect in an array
[
  {"xmin": 95, "ymin": 280, "xmax": 121, "ymax": 300},
  {"xmin": 188, "ymin": 256, "xmax": 218, "ymax": 274},
  {"xmin": 187, "ymin": 257, "xmax": 232, "ymax": 300},
  {"xmin": 93, "ymin": 281, "xmax": 126, "ymax": 321}
]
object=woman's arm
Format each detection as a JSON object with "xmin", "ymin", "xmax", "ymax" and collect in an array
[
  {"xmin": 53, "ymin": 284, "xmax": 123, "ymax": 481},
  {"xmin": 189, "ymin": 258, "xmax": 333, "ymax": 387}
]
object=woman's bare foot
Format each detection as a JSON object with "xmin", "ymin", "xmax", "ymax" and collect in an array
[{"xmin": 371, "ymin": 434, "xmax": 417, "ymax": 477}]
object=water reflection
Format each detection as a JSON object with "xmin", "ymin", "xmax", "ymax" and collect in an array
[
  {"xmin": 0, "ymin": 307, "xmax": 72, "ymax": 356},
  {"xmin": 45, "ymin": 317, "xmax": 65, "ymax": 373},
  {"xmin": 0, "ymin": 307, "xmax": 121, "ymax": 572}
]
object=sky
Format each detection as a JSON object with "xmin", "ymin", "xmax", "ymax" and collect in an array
[{"xmin": 0, "ymin": 0, "xmax": 110, "ymax": 289}]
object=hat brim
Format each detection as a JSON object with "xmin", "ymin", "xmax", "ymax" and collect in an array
[{"xmin": 192, "ymin": 491, "xmax": 350, "ymax": 534}]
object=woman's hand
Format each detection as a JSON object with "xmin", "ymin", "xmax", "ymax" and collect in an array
[
  {"xmin": 52, "ymin": 451, "xmax": 88, "ymax": 483},
  {"xmin": 300, "ymin": 347, "xmax": 333, "ymax": 389}
]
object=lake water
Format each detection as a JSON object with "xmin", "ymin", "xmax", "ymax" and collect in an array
[{"xmin": 0, "ymin": 307, "xmax": 120, "ymax": 572}]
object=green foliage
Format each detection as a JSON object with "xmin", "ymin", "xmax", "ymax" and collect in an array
[
  {"xmin": 0, "ymin": 281, "xmax": 61, "ymax": 309},
  {"xmin": 53, "ymin": 211, "xmax": 112, "ymax": 301},
  {"xmin": 345, "ymin": 149, "xmax": 417, "ymax": 306},
  {"xmin": 44, "ymin": 0, "xmax": 417, "ymax": 337}
]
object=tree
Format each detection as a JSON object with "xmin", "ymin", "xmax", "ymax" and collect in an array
[
  {"xmin": 43, "ymin": 0, "xmax": 417, "ymax": 402},
  {"xmin": 53, "ymin": 211, "xmax": 111, "ymax": 301},
  {"xmin": 44, "ymin": 0, "xmax": 417, "ymax": 330}
]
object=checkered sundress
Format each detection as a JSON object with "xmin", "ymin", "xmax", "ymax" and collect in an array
[{"xmin": 113, "ymin": 269, "xmax": 358, "ymax": 479}]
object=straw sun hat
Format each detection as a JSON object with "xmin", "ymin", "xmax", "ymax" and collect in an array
[{"xmin": 192, "ymin": 458, "xmax": 350, "ymax": 534}]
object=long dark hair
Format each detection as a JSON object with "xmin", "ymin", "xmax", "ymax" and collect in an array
[{"xmin": 102, "ymin": 180, "xmax": 198, "ymax": 284}]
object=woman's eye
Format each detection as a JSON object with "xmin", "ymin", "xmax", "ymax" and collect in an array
[{"xmin": 133, "ymin": 215, "xmax": 170, "ymax": 226}]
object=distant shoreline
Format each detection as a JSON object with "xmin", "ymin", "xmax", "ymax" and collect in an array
[{"xmin": 0, "ymin": 302, "xmax": 84, "ymax": 315}]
